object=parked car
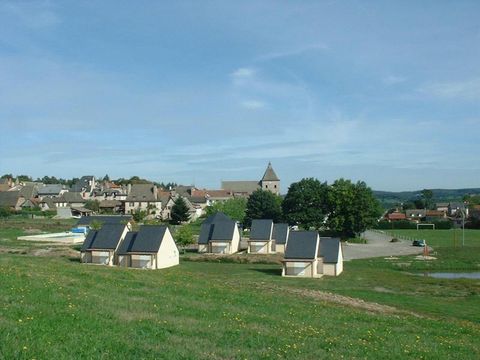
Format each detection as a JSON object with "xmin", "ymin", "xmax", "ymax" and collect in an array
[{"xmin": 412, "ymin": 239, "xmax": 426, "ymax": 247}]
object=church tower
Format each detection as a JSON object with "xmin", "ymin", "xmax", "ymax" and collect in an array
[{"xmin": 260, "ymin": 162, "xmax": 280, "ymax": 195}]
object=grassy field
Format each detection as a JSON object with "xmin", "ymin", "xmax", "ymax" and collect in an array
[
  {"xmin": 1, "ymin": 219, "xmax": 480, "ymax": 359},
  {"xmin": 384, "ymin": 229, "xmax": 480, "ymax": 247}
]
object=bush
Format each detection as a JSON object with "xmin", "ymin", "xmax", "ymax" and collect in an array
[{"xmin": 375, "ymin": 220, "xmax": 417, "ymax": 230}]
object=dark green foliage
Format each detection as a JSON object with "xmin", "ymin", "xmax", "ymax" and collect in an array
[
  {"xmin": 244, "ymin": 189, "xmax": 282, "ymax": 226},
  {"xmin": 132, "ymin": 209, "xmax": 147, "ymax": 223},
  {"xmin": 205, "ymin": 197, "xmax": 247, "ymax": 223},
  {"xmin": 89, "ymin": 220, "xmax": 103, "ymax": 230},
  {"xmin": 0, "ymin": 206, "xmax": 12, "ymax": 218},
  {"xmin": 326, "ymin": 179, "xmax": 382, "ymax": 238},
  {"xmin": 376, "ymin": 220, "xmax": 418, "ymax": 230},
  {"xmin": 170, "ymin": 197, "xmax": 190, "ymax": 225},
  {"xmin": 282, "ymin": 178, "xmax": 329, "ymax": 230}
]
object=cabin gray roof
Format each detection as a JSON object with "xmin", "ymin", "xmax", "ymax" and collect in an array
[
  {"xmin": 250, "ymin": 219, "xmax": 273, "ymax": 240},
  {"xmin": 126, "ymin": 184, "xmax": 158, "ymax": 202},
  {"xmin": 284, "ymin": 231, "xmax": 319, "ymax": 260},
  {"xmin": 261, "ymin": 162, "xmax": 280, "ymax": 181},
  {"xmin": 198, "ymin": 223, "xmax": 214, "ymax": 244},
  {"xmin": 210, "ymin": 220, "xmax": 236, "ymax": 241},
  {"xmin": 76, "ymin": 215, "xmax": 132, "ymax": 226},
  {"xmin": 116, "ymin": 231, "xmax": 137, "ymax": 255},
  {"xmin": 128, "ymin": 225, "xmax": 168, "ymax": 253},
  {"xmin": 81, "ymin": 230, "xmax": 97, "ymax": 251},
  {"xmin": 38, "ymin": 184, "xmax": 64, "ymax": 196},
  {"xmin": 318, "ymin": 238, "xmax": 341, "ymax": 263},
  {"xmin": 203, "ymin": 212, "xmax": 232, "ymax": 224},
  {"xmin": 81, "ymin": 224, "xmax": 127, "ymax": 251},
  {"xmin": 273, "ymin": 223, "xmax": 289, "ymax": 244}
]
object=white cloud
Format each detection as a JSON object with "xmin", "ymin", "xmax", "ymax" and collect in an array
[
  {"xmin": 241, "ymin": 100, "xmax": 266, "ymax": 109},
  {"xmin": 256, "ymin": 43, "xmax": 328, "ymax": 62},
  {"xmin": 418, "ymin": 78, "xmax": 480, "ymax": 100}
]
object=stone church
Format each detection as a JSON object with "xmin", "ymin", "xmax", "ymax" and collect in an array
[{"xmin": 221, "ymin": 162, "xmax": 280, "ymax": 196}]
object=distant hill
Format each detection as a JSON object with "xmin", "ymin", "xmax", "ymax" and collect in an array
[{"xmin": 373, "ymin": 188, "xmax": 480, "ymax": 209}]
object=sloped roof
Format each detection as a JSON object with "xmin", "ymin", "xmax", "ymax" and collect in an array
[
  {"xmin": 221, "ymin": 181, "xmax": 260, "ymax": 194},
  {"xmin": 261, "ymin": 162, "xmax": 280, "ymax": 181},
  {"xmin": 81, "ymin": 224, "xmax": 127, "ymax": 251},
  {"xmin": 76, "ymin": 215, "xmax": 132, "ymax": 226},
  {"xmin": 318, "ymin": 238, "xmax": 341, "ymax": 263},
  {"xmin": 199, "ymin": 213, "xmax": 237, "ymax": 243},
  {"xmin": 198, "ymin": 223, "xmax": 214, "ymax": 244},
  {"xmin": 53, "ymin": 192, "xmax": 85, "ymax": 203},
  {"xmin": 284, "ymin": 231, "xmax": 319, "ymax": 260},
  {"xmin": 0, "ymin": 191, "xmax": 22, "ymax": 207},
  {"xmin": 81, "ymin": 230, "xmax": 97, "ymax": 251},
  {"xmin": 116, "ymin": 231, "xmax": 137, "ymax": 255},
  {"xmin": 203, "ymin": 212, "xmax": 232, "ymax": 224},
  {"xmin": 38, "ymin": 184, "xmax": 64, "ymax": 195},
  {"xmin": 19, "ymin": 184, "xmax": 37, "ymax": 199},
  {"xmin": 128, "ymin": 225, "xmax": 168, "ymax": 253},
  {"xmin": 250, "ymin": 219, "xmax": 273, "ymax": 240},
  {"xmin": 126, "ymin": 184, "xmax": 157, "ymax": 201},
  {"xmin": 89, "ymin": 224, "xmax": 127, "ymax": 250},
  {"xmin": 210, "ymin": 220, "xmax": 236, "ymax": 241},
  {"xmin": 273, "ymin": 223, "xmax": 289, "ymax": 245},
  {"xmin": 99, "ymin": 200, "xmax": 122, "ymax": 208}
]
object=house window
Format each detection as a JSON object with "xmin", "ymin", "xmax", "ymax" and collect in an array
[
  {"xmin": 130, "ymin": 202, "xmax": 135, "ymax": 206},
  {"xmin": 274, "ymin": 185, "xmax": 277, "ymax": 188},
  {"xmin": 265, "ymin": 185, "xmax": 269, "ymax": 188}
]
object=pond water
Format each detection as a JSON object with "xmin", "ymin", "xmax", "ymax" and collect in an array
[{"xmin": 416, "ymin": 272, "xmax": 480, "ymax": 279}]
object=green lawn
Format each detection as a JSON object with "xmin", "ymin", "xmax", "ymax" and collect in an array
[
  {"xmin": 384, "ymin": 229, "xmax": 480, "ymax": 247},
  {"xmin": 0, "ymin": 219, "xmax": 480, "ymax": 359}
]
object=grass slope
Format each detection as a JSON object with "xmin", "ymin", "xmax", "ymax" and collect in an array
[
  {"xmin": 384, "ymin": 229, "xmax": 480, "ymax": 247},
  {"xmin": 1, "ymin": 219, "xmax": 480, "ymax": 359}
]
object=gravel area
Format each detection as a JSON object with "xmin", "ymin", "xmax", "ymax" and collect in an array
[{"xmin": 343, "ymin": 230, "xmax": 425, "ymax": 261}]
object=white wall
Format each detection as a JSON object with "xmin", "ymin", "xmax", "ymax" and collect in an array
[{"xmin": 156, "ymin": 228, "xmax": 179, "ymax": 269}]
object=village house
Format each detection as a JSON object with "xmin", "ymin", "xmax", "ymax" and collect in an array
[
  {"xmin": 272, "ymin": 223, "xmax": 290, "ymax": 254},
  {"xmin": 198, "ymin": 212, "xmax": 240, "ymax": 254},
  {"xmin": 76, "ymin": 215, "xmax": 133, "ymax": 228},
  {"xmin": 72, "ymin": 176, "xmax": 97, "ymax": 199},
  {"xmin": 0, "ymin": 191, "xmax": 25, "ymax": 211},
  {"xmin": 80, "ymin": 223, "xmax": 130, "ymax": 265},
  {"xmin": 125, "ymin": 183, "xmax": 162, "ymax": 217},
  {"xmin": 116, "ymin": 225, "xmax": 179, "ymax": 269},
  {"xmin": 221, "ymin": 162, "xmax": 281, "ymax": 196},
  {"xmin": 53, "ymin": 192, "xmax": 86, "ymax": 208},
  {"xmin": 282, "ymin": 231, "xmax": 343, "ymax": 278},
  {"xmin": 247, "ymin": 219, "xmax": 275, "ymax": 254},
  {"xmin": 37, "ymin": 184, "xmax": 68, "ymax": 199},
  {"xmin": 385, "ymin": 211, "xmax": 407, "ymax": 222},
  {"xmin": 405, "ymin": 209, "xmax": 426, "ymax": 222}
]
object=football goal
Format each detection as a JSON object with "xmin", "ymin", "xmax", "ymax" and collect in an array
[{"xmin": 417, "ymin": 223, "xmax": 435, "ymax": 230}]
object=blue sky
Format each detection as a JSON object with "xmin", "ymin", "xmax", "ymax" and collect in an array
[{"xmin": 0, "ymin": 1, "xmax": 479, "ymax": 192}]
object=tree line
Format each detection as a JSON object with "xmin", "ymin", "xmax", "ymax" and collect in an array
[{"xmin": 204, "ymin": 177, "xmax": 382, "ymax": 239}]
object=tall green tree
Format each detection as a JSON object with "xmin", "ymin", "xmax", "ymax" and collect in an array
[
  {"xmin": 170, "ymin": 197, "xmax": 190, "ymax": 224},
  {"xmin": 244, "ymin": 189, "xmax": 282, "ymax": 226},
  {"xmin": 326, "ymin": 179, "xmax": 382, "ymax": 238},
  {"xmin": 421, "ymin": 189, "xmax": 434, "ymax": 210},
  {"xmin": 282, "ymin": 178, "xmax": 330, "ymax": 230},
  {"xmin": 174, "ymin": 225, "xmax": 194, "ymax": 254},
  {"xmin": 205, "ymin": 197, "xmax": 247, "ymax": 223}
]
